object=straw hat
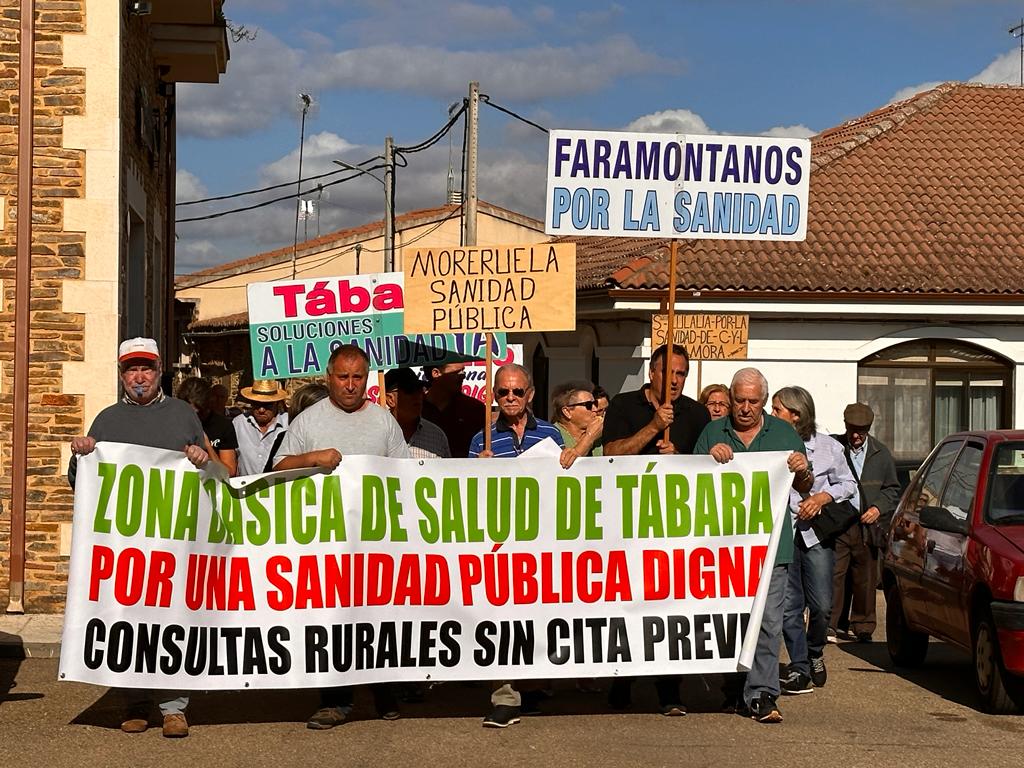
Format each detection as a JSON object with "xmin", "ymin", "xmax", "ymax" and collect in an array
[{"xmin": 239, "ymin": 380, "xmax": 287, "ymax": 403}]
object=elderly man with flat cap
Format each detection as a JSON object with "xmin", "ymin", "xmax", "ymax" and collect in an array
[
  {"xmin": 68, "ymin": 337, "xmax": 211, "ymax": 738},
  {"xmin": 830, "ymin": 402, "xmax": 901, "ymax": 643},
  {"xmin": 233, "ymin": 379, "xmax": 290, "ymax": 475}
]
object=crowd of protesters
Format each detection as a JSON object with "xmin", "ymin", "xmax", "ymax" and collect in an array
[{"xmin": 68, "ymin": 337, "xmax": 900, "ymax": 737}]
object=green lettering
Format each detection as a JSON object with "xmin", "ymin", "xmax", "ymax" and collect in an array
[
  {"xmin": 145, "ymin": 468, "xmax": 175, "ymax": 538},
  {"xmin": 440, "ymin": 477, "xmax": 465, "ymax": 543},
  {"xmin": 486, "ymin": 477, "xmax": 512, "ymax": 542},
  {"xmin": 694, "ymin": 474, "xmax": 721, "ymax": 536},
  {"xmin": 748, "ymin": 471, "xmax": 773, "ymax": 534},
  {"xmin": 385, "ymin": 477, "xmax": 408, "ymax": 542},
  {"xmin": 463, "ymin": 477, "xmax": 483, "ymax": 542},
  {"xmin": 205, "ymin": 479, "xmax": 224, "ymax": 543},
  {"xmin": 584, "ymin": 475, "xmax": 603, "ymax": 540},
  {"xmin": 320, "ymin": 475, "xmax": 347, "ymax": 543},
  {"xmin": 664, "ymin": 474, "xmax": 691, "ymax": 537},
  {"xmin": 415, "ymin": 477, "xmax": 439, "ymax": 543},
  {"xmin": 720, "ymin": 472, "xmax": 746, "ymax": 535},
  {"xmin": 93, "ymin": 462, "xmax": 117, "ymax": 534},
  {"xmin": 616, "ymin": 475, "xmax": 638, "ymax": 538},
  {"xmin": 115, "ymin": 464, "xmax": 144, "ymax": 536},
  {"xmin": 360, "ymin": 476, "xmax": 387, "ymax": 542},
  {"xmin": 174, "ymin": 473, "xmax": 199, "ymax": 541},
  {"xmin": 245, "ymin": 480, "xmax": 271, "ymax": 546},
  {"xmin": 514, "ymin": 477, "xmax": 539, "ymax": 540},
  {"xmin": 555, "ymin": 476, "xmax": 582, "ymax": 540},
  {"xmin": 292, "ymin": 477, "xmax": 317, "ymax": 545}
]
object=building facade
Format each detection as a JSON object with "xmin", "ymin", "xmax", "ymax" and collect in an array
[{"xmin": 0, "ymin": 1, "xmax": 228, "ymax": 611}]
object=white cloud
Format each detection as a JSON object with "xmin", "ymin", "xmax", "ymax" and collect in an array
[
  {"xmin": 175, "ymin": 169, "xmax": 208, "ymax": 202},
  {"xmin": 760, "ymin": 124, "xmax": 816, "ymax": 139},
  {"xmin": 887, "ymin": 47, "xmax": 1020, "ymax": 105},
  {"xmin": 623, "ymin": 109, "xmax": 711, "ymax": 134}
]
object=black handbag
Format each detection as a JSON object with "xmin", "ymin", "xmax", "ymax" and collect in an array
[{"xmin": 810, "ymin": 499, "xmax": 860, "ymax": 543}]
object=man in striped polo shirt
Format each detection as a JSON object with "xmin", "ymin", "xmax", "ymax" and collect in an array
[
  {"xmin": 469, "ymin": 363, "xmax": 564, "ymax": 728},
  {"xmin": 468, "ymin": 364, "xmax": 564, "ymax": 458}
]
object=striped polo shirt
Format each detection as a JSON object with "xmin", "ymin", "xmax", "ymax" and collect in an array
[{"xmin": 468, "ymin": 413, "xmax": 564, "ymax": 457}]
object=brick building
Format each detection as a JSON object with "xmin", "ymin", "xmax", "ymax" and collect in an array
[{"xmin": 0, "ymin": 1, "xmax": 228, "ymax": 611}]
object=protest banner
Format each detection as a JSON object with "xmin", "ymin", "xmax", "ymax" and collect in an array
[
  {"xmin": 246, "ymin": 272, "xmax": 506, "ymax": 379},
  {"xmin": 401, "ymin": 244, "xmax": 577, "ymax": 334},
  {"xmin": 60, "ymin": 443, "xmax": 792, "ymax": 690},
  {"xmin": 545, "ymin": 130, "xmax": 811, "ymax": 241},
  {"xmin": 651, "ymin": 314, "xmax": 749, "ymax": 361}
]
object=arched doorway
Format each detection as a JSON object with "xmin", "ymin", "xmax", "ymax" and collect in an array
[{"xmin": 857, "ymin": 339, "xmax": 1012, "ymax": 463}]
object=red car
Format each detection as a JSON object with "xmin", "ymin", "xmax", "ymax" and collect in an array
[{"xmin": 882, "ymin": 430, "xmax": 1024, "ymax": 714}]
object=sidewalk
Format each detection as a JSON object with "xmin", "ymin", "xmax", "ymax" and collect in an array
[{"xmin": 0, "ymin": 613, "xmax": 63, "ymax": 658}]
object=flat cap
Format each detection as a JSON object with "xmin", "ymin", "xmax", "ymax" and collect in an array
[{"xmin": 843, "ymin": 402, "xmax": 875, "ymax": 428}]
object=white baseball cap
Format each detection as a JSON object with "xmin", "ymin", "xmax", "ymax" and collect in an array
[{"xmin": 118, "ymin": 337, "xmax": 160, "ymax": 364}]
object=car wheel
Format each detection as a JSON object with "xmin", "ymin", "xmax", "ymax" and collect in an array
[
  {"xmin": 972, "ymin": 609, "xmax": 1024, "ymax": 714},
  {"xmin": 885, "ymin": 584, "xmax": 928, "ymax": 667}
]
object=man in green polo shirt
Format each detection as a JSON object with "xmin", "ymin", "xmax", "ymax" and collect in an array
[{"xmin": 694, "ymin": 367, "xmax": 812, "ymax": 724}]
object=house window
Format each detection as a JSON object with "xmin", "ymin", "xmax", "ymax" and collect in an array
[{"xmin": 858, "ymin": 340, "xmax": 1011, "ymax": 462}]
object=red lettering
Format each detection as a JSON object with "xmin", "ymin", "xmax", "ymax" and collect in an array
[
  {"xmin": 576, "ymin": 550, "xmax": 602, "ymax": 603},
  {"xmin": 719, "ymin": 546, "xmax": 746, "ymax": 597},
  {"xmin": 88, "ymin": 544, "xmax": 114, "ymax": 601},
  {"xmin": 605, "ymin": 550, "xmax": 632, "ymax": 601},
  {"xmin": 393, "ymin": 554, "xmax": 422, "ymax": 605},
  {"xmin": 144, "ymin": 550, "xmax": 175, "ymax": 608},
  {"xmin": 511, "ymin": 552, "xmax": 538, "ymax": 604},
  {"xmin": 643, "ymin": 550, "xmax": 670, "ymax": 600},
  {"xmin": 265, "ymin": 555, "xmax": 293, "ymax": 611},
  {"xmin": 337, "ymin": 279, "xmax": 370, "ymax": 313},
  {"xmin": 748, "ymin": 545, "xmax": 767, "ymax": 595},
  {"xmin": 458, "ymin": 554, "xmax": 481, "ymax": 605},
  {"xmin": 272, "ymin": 284, "xmax": 304, "ymax": 318},
  {"xmin": 373, "ymin": 282, "xmax": 404, "ymax": 310},
  {"xmin": 366, "ymin": 553, "xmax": 394, "ymax": 605},
  {"xmin": 294, "ymin": 555, "xmax": 324, "ymax": 609},
  {"xmin": 424, "ymin": 554, "xmax": 451, "ymax": 605},
  {"xmin": 227, "ymin": 557, "xmax": 256, "ymax": 610},
  {"xmin": 113, "ymin": 547, "xmax": 146, "ymax": 606},
  {"xmin": 690, "ymin": 547, "xmax": 715, "ymax": 599}
]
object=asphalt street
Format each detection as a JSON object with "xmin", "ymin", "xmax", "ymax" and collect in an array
[{"xmin": 1, "ymin": 619, "xmax": 1022, "ymax": 768}]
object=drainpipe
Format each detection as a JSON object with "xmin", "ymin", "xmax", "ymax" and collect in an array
[
  {"xmin": 164, "ymin": 82, "xmax": 175, "ymax": 365},
  {"xmin": 9, "ymin": 0, "xmax": 35, "ymax": 614}
]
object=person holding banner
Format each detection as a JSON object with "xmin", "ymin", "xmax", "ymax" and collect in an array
[
  {"xmin": 771, "ymin": 386, "xmax": 858, "ymax": 695},
  {"xmin": 468, "ymin": 363, "xmax": 566, "ymax": 728},
  {"xmin": 694, "ymin": 367, "xmax": 812, "ymax": 724},
  {"xmin": 68, "ymin": 337, "xmax": 212, "ymax": 738},
  {"xmin": 272, "ymin": 344, "xmax": 410, "ymax": 730},
  {"xmin": 602, "ymin": 343, "xmax": 710, "ymax": 716}
]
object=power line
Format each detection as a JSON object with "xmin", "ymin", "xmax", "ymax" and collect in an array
[
  {"xmin": 479, "ymin": 94, "xmax": 548, "ymax": 134},
  {"xmin": 175, "ymin": 165, "xmax": 386, "ymax": 223},
  {"xmin": 176, "ymin": 163, "xmax": 377, "ymax": 207}
]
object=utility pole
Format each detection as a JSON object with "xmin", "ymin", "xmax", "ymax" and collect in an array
[
  {"xmin": 462, "ymin": 81, "xmax": 479, "ymax": 247},
  {"xmin": 1011, "ymin": 19, "xmax": 1024, "ymax": 86},
  {"xmin": 383, "ymin": 136, "xmax": 395, "ymax": 272},
  {"xmin": 292, "ymin": 93, "xmax": 312, "ymax": 279}
]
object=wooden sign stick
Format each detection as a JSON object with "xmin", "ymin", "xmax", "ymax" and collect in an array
[
  {"xmin": 378, "ymin": 371, "xmax": 386, "ymax": 406},
  {"xmin": 663, "ymin": 239, "xmax": 678, "ymax": 442},
  {"xmin": 484, "ymin": 332, "xmax": 494, "ymax": 453}
]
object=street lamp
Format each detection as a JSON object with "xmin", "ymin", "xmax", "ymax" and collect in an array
[{"xmin": 334, "ymin": 136, "xmax": 395, "ymax": 271}]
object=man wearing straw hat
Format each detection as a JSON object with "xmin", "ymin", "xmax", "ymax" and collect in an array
[{"xmin": 233, "ymin": 379, "xmax": 289, "ymax": 476}]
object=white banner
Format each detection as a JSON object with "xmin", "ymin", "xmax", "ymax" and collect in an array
[
  {"xmin": 546, "ymin": 130, "xmax": 810, "ymax": 240},
  {"xmin": 60, "ymin": 442, "xmax": 792, "ymax": 690}
]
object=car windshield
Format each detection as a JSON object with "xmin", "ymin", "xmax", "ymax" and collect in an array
[{"xmin": 987, "ymin": 442, "xmax": 1024, "ymax": 524}]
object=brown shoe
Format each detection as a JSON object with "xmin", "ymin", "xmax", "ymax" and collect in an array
[
  {"xmin": 162, "ymin": 713, "xmax": 189, "ymax": 738},
  {"xmin": 120, "ymin": 717, "xmax": 148, "ymax": 734}
]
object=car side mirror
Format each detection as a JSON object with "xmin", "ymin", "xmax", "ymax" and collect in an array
[{"xmin": 919, "ymin": 505, "xmax": 968, "ymax": 535}]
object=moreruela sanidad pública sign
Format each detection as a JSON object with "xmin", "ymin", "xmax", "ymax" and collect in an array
[{"xmin": 246, "ymin": 272, "xmax": 506, "ymax": 379}]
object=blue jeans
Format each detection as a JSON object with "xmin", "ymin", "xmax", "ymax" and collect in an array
[
  {"xmin": 743, "ymin": 563, "xmax": 788, "ymax": 706},
  {"xmin": 783, "ymin": 537, "xmax": 835, "ymax": 676}
]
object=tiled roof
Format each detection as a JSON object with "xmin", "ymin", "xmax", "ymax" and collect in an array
[
  {"xmin": 572, "ymin": 82, "xmax": 1024, "ymax": 296},
  {"xmin": 176, "ymin": 200, "xmax": 542, "ymax": 288},
  {"xmin": 188, "ymin": 311, "xmax": 248, "ymax": 331}
]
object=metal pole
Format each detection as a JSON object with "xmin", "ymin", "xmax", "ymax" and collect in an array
[
  {"xmin": 9, "ymin": 0, "xmax": 35, "ymax": 614},
  {"xmin": 662, "ymin": 240, "xmax": 678, "ymax": 443},
  {"xmin": 291, "ymin": 94, "xmax": 310, "ymax": 279},
  {"xmin": 462, "ymin": 81, "xmax": 479, "ymax": 248},
  {"xmin": 384, "ymin": 136, "xmax": 394, "ymax": 272}
]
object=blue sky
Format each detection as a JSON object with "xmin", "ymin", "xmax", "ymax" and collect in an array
[{"xmin": 174, "ymin": 0, "xmax": 1024, "ymax": 272}]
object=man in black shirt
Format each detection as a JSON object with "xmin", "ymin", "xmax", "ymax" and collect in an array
[
  {"xmin": 602, "ymin": 342, "xmax": 710, "ymax": 716},
  {"xmin": 603, "ymin": 343, "xmax": 710, "ymax": 457}
]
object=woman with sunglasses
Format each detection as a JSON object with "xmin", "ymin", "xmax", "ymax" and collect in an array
[{"xmin": 550, "ymin": 380, "xmax": 604, "ymax": 457}]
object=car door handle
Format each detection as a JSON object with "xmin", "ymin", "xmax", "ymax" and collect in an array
[{"xmin": 926, "ymin": 540, "xmax": 936, "ymax": 553}]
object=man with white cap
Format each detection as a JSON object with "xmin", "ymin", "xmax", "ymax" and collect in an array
[
  {"xmin": 233, "ymin": 379, "xmax": 289, "ymax": 475},
  {"xmin": 68, "ymin": 337, "xmax": 211, "ymax": 738}
]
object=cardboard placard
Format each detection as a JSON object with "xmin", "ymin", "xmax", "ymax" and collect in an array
[
  {"xmin": 402, "ymin": 243, "xmax": 576, "ymax": 334},
  {"xmin": 651, "ymin": 313, "xmax": 749, "ymax": 360}
]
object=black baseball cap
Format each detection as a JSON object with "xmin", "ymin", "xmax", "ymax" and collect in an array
[{"xmin": 385, "ymin": 367, "xmax": 426, "ymax": 393}]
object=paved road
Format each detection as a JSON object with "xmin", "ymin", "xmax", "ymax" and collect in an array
[{"xmin": 0, "ymin": 628, "xmax": 1022, "ymax": 768}]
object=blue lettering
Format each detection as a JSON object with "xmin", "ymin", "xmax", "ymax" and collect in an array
[
  {"xmin": 765, "ymin": 146, "xmax": 783, "ymax": 184},
  {"xmin": 623, "ymin": 189, "xmax": 640, "ymax": 230},
  {"xmin": 673, "ymin": 191, "xmax": 691, "ymax": 232},
  {"xmin": 760, "ymin": 195, "xmax": 780, "ymax": 234},
  {"xmin": 554, "ymin": 138, "xmax": 571, "ymax": 177},
  {"xmin": 639, "ymin": 190, "xmax": 660, "ymax": 231},
  {"xmin": 613, "ymin": 142, "xmax": 633, "ymax": 178},
  {"xmin": 260, "ymin": 347, "xmax": 279, "ymax": 378},
  {"xmin": 743, "ymin": 145, "xmax": 762, "ymax": 183},
  {"xmin": 713, "ymin": 192, "xmax": 730, "ymax": 233},
  {"xmin": 571, "ymin": 188, "xmax": 591, "ymax": 229},
  {"xmin": 781, "ymin": 195, "xmax": 800, "ymax": 235},
  {"xmin": 692, "ymin": 192, "xmax": 711, "ymax": 233},
  {"xmin": 684, "ymin": 143, "xmax": 702, "ymax": 181},
  {"xmin": 592, "ymin": 188, "xmax": 610, "ymax": 230},
  {"xmin": 742, "ymin": 194, "xmax": 761, "ymax": 234},
  {"xmin": 663, "ymin": 142, "xmax": 681, "ymax": 181},
  {"xmin": 593, "ymin": 140, "xmax": 612, "ymax": 178},
  {"xmin": 571, "ymin": 142, "xmax": 590, "ymax": 177},
  {"xmin": 551, "ymin": 187, "xmax": 571, "ymax": 228},
  {"xmin": 785, "ymin": 146, "xmax": 803, "ymax": 184},
  {"xmin": 721, "ymin": 145, "xmax": 740, "ymax": 183},
  {"xmin": 636, "ymin": 142, "xmax": 660, "ymax": 179}
]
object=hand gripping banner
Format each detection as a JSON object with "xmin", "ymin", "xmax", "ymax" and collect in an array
[{"xmin": 60, "ymin": 442, "xmax": 792, "ymax": 690}]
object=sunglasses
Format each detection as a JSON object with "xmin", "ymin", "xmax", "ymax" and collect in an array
[
  {"xmin": 566, "ymin": 400, "xmax": 597, "ymax": 410},
  {"xmin": 496, "ymin": 387, "xmax": 527, "ymax": 398}
]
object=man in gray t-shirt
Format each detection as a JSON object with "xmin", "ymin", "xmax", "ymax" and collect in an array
[{"xmin": 273, "ymin": 344, "xmax": 409, "ymax": 730}]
